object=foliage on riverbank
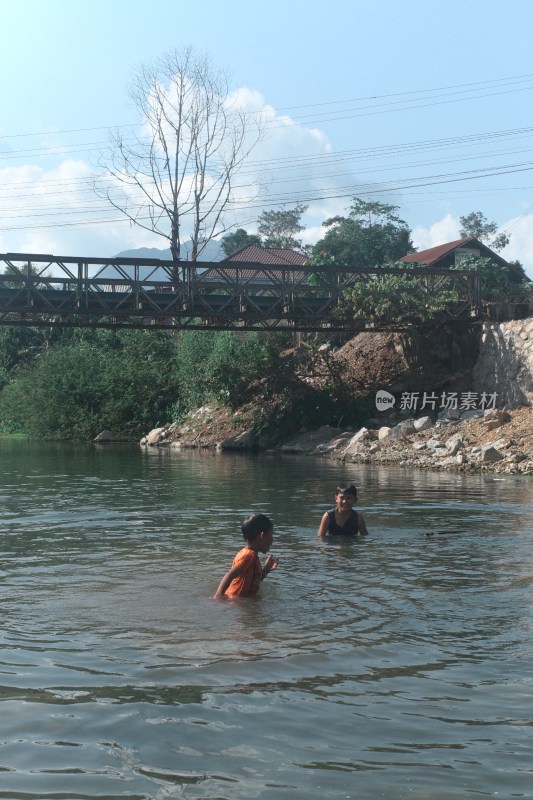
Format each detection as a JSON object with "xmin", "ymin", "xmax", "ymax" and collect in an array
[
  {"xmin": 0, "ymin": 328, "xmax": 179, "ymax": 439},
  {"xmin": 0, "ymin": 323, "xmax": 382, "ymax": 442}
]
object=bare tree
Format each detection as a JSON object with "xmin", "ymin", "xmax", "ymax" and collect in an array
[{"xmin": 97, "ymin": 47, "xmax": 263, "ymax": 262}]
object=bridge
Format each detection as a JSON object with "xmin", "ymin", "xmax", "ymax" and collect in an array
[{"xmin": 0, "ymin": 252, "xmax": 481, "ymax": 332}]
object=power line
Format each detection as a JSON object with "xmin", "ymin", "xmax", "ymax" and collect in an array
[
  {"xmin": 272, "ymin": 72, "xmax": 533, "ymax": 111},
  {"xmin": 2, "ymin": 159, "xmax": 533, "ymax": 233},
  {"xmin": 4, "ymin": 124, "xmax": 533, "ymax": 195},
  {"xmin": 2, "ymin": 72, "xmax": 533, "ymax": 237},
  {"xmin": 3, "ymin": 70, "xmax": 533, "ymax": 141}
]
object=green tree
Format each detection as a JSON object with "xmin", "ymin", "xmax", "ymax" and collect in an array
[
  {"xmin": 0, "ymin": 330, "xmax": 179, "ymax": 439},
  {"xmin": 459, "ymin": 211, "xmax": 510, "ymax": 251},
  {"xmin": 220, "ymin": 228, "xmax": 262, "ymax": 258},
  {"xmin": 507, "ymin": 259, "xmax": 529, "ymax": 284},
  {"xmin": 0, "ymin": 327, "xmax": 48, "ymax": 389},
  {"xmin": 257, "ymin": 204, "xmax": 308, "ymax": 251},
  {"xmin": 452, "ymin": 255, "xmax": 531, "ymax": 302},
  {"xmin": 313, "ymin": 198, "xmax": 414, "ymax": 266}
]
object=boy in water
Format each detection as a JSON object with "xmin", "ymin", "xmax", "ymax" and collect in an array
[
  {"xmin": 214, "ymin": 513, "xmax": 279, "ymax": 599},
  {"xmin": 317, "ymin": 483, "xmax": 369, "ymax": 538}
]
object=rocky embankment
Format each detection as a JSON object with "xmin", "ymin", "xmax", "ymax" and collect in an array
[
  {"xmin": 279, "ymin": 406, "xmax": 533, "ymax": 475},
  {"xmin": 139, "ymin": 316, "xmax": 533, "ymax": 476}
]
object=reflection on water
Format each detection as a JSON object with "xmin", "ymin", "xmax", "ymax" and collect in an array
[{"xmin": 0, "ymin": 439, "xmax": 532, "ymax": 799}]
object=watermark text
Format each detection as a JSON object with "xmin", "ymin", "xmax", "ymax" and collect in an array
[{"xmin": 376, "ymin": 390, "xmax": 498, "ymax": 412}]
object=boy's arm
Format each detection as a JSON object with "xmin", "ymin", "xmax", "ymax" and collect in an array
[
  {"xmin": 358, "ymin": 512, "xmax": 369, "ymax": 536},
  {"xmin": 316, "ymin": 512, "xmax": 330, "ymax": 538},
  {"xmin": 213, "ymin": 563, "xmax": 245, "ymax": 599}
]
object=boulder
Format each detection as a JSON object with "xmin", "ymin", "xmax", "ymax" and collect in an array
[
  {"xmin": 142, "ymin": 426, "xmax": 168, "ymax": 446},
  {"xmin": 280, "ymin": 444, "xmax": 304, "ymax": 454},
  {"xmin": 445, "ymin": 433, "xmax": 463, "ymax": 455},
  {"xmin": 315, "ymin": 432, "xmax": 353, "ymax": 455},
  {"xmin": 388, "ymin": 419, "xmax": 416, "ymax": 439},
  {"xmin": 480, "ymin": 444, "xmax": 504, "ymax": 462},
  {"xmin": 413, "ymin": 416, "xmax": 433, "ymax": 432},
  {"xmin": 348, "ymin": 427, "xmax": 371, "ymax": 444},
  {"xmin": 438, "ymin": 407, "xmax": 461, "ymax": 421},
  {"xmin": 280, "ymin": 425, "xmax": 344, "ymax": 454},
  {"xmin": 94, "ymin": 430, "xmax": 118, "ymax": 442},
  {"xmin": 343, "ymin": 428, "xmax": 373, "ymax": 458},
  {"xmin": 445, "ymin": 407, "xmax": 461, "ymax": 420},
  {"xmin": 217, "ymin": 429, "xmax": 257, "ymax": 451},
  {"xmin": 460, "ymin": 409, "xmax": 484, "ymax": 420}
]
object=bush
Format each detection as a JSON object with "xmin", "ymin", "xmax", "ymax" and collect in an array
[
  {"xmin": 173, "ymin": 330, "xmax": 290, "ymax": 414},
  {"xmin": 342, "ymin": 267, "xmax": 461, "ymax": 325},
  {"xmin": 0, "ymin": 329, "xmax": 179, "ymax": 439}
]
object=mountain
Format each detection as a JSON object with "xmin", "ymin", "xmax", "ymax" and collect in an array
[
  {"xmin": 115, "ymin": 240, "xmax": 222, "ymax": 262},
  {"xmin": 115, "ymin": 247, "xmax": 173, "ymax": 260}
]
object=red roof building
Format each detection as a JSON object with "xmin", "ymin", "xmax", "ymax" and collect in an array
[
  {"xmin": 400, "ymin": 237, "xmax": 508, "ymax": 269},
  {"xmin": 223, "ymin": 244, "xmax": 308, "ymax": 266},
  {"xmin": 400, "ymin": 236, "xmax": 530, "ymax": 284},
  {"xmin": 201, "ymin": 245, "xmax": 309, "ymax": 284}
]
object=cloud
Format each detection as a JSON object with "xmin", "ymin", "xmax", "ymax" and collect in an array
[
  {"xmin": 498, "ymin": 214, "xmax": 533, "ymax": 278},
  {"xmin": 226, "ymin": 88, "xmax": 391, "ymax": 242},
  {"xmin": 0, "ymin": 87, "xmax": 352, "ymax": 258},
  {"xmin": 0, "ymin": 158, "xmax": 164, "ymax": 256},
  {"xmin": 411, "ymin": 214, "xmax": 460, "ymax": 252},
  {"xmin": 11, "ymin": 92, "xmax": 533, "ymax": 283}
]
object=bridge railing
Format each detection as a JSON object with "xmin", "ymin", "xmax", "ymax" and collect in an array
[{"xmin": 0, "ymin": 253, "xmax": 481, "ymax": 331}]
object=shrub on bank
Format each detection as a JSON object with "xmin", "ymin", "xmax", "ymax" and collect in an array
[{"xmin": 0, "ymin": 330, "xmax": 179, "ymax": 439}]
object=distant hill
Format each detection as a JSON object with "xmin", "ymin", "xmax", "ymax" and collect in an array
[
  {"xmin": 115, "ymin": 247, "xmax": 173, "ymax": 260},
  {"xmin": 89, "ymin": 240, "xmax": 223, "ymax": 281},
  {"xmin": 115, "ymin": 240, "xmax": 222, "ymax": 262}
]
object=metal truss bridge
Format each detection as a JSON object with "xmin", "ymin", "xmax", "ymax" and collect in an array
[{"xmin": 0, "ymin": 253, "xmax": 481, "ymax": 332}]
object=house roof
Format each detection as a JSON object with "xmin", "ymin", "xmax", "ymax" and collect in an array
[
  {"xmin": 400, "ymin": 237, "xmax": 510, "ymax": 267},
  {"xmin": 199, "ymin": 245, "xmax": 309, "ymax": 284},
  {"xmin": 223, "ymin": 244, "xmax": 308, "ymax": 266}
]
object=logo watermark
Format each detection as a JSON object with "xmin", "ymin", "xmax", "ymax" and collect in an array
[
  {"xmin": 375, "ymin": 389, "xmax": 396, "ymax": 411},
  {"xmin": 375, "ymin": 390, "xmax": 498, "ymax": 412}
]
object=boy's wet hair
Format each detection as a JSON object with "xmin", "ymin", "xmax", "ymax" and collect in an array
[
  {"xmin": 241, "ymin": 513, "xmax": 273, "ymax": 541},
  {"xmin": 336, "ymin": 483, "xmax": 357, "ymax": 498}
]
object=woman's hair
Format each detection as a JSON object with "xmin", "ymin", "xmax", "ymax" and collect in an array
[
  {"xmin": 241, "ymin": 513, "xmax": 273, "ymax": 541},
  {"xmin": 336, "ymin": 483, "xmax": 357, "ymax": 498}
]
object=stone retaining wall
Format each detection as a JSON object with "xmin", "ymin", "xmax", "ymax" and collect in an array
[{"xmin": 472, "ymin": 317, "xmax": 533, "ymax": 408}]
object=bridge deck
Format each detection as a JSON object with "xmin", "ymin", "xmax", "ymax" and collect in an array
[{"xmin": 0, "ymin": 253, "xmax": 481, "ymax": 331}]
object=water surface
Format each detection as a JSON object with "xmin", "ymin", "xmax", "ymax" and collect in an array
[{"xmin": 0, "ymin": 440, "xmax": 532, "ymax": 799}]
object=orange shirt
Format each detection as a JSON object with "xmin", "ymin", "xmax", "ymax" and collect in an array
[{"xmin": 225, "ymin": 547, "xmax": 262, "ymax": 598}]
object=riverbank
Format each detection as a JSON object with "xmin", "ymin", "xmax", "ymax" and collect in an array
[
  {"xmin": 140, "ymin": 403, "xmax": 533, "ymax": 475},
  {"xmin": 139, "ymin": 316, "xmax": 533, "ymax": 475},
  {"xmin": 281, "ymin": 405, "xmax": 533, "ymax": 475}
]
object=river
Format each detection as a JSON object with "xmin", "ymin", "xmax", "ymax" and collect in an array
[{"xmin": 0, "ymin": 439, "xmax": 531, "ymax": 799}]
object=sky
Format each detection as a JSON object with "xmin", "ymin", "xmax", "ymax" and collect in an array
[{"xmin": 2, "ymin": 0, "xmax": 533, "ymax": 277}]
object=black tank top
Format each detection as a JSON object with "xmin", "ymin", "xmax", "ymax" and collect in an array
[{"xmin": 326, "ymin": 508, "xmax": 358, "ymax": 536}]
